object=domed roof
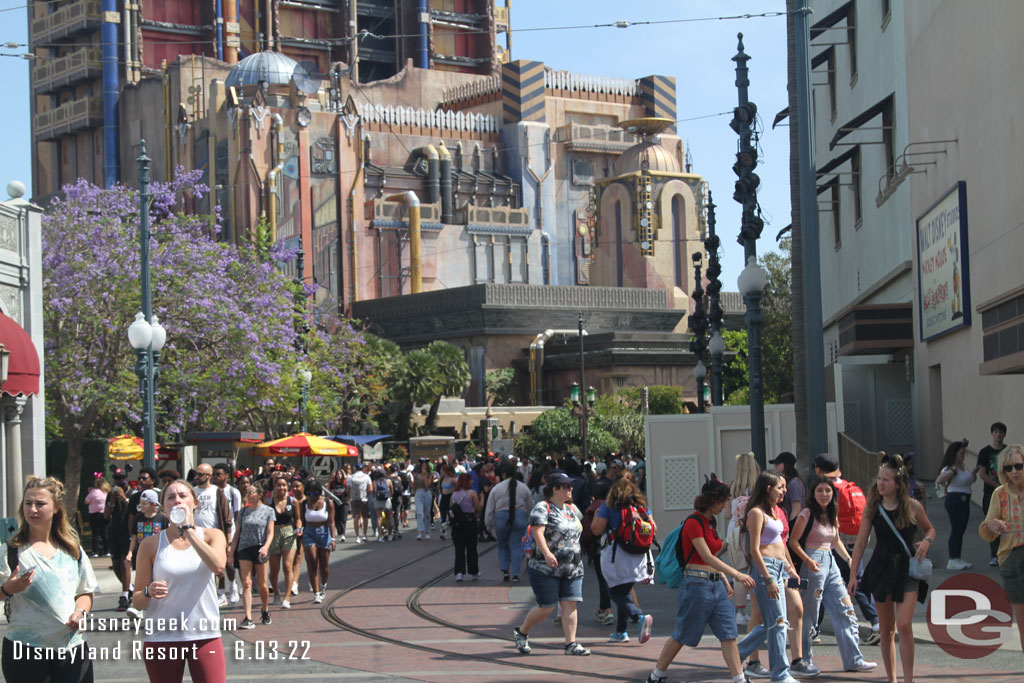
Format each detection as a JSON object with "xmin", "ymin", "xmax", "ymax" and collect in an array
[
  {"xmin": 0, "ymin": 312, "xmax": 39, "ymax": 397},
  {"xmin": 616, "ymin": 140, "xmax": 681, "ymax": 175},
  {"xmin": 225, "ymin": 51, "xmax": 299, "ymax": 88}
]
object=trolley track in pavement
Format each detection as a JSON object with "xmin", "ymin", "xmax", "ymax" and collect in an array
[{"xmin": 322, "ymin": 541, "xmax": 727, "ymax": 680}]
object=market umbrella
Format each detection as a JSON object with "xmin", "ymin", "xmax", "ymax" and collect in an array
[
  {"xmin": 253, "ymin": 432, "xmax": 349, "ymax": 457},
  {"xmin": 108, "ymin": 434, "xmax": 144, "ymax": 460}
]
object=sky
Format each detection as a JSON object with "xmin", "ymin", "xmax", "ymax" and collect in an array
[{"xmin": 0, "ymin": 0, "xmax": 790, "ymax": 288}]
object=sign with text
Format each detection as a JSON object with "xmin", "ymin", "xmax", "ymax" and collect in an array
[{"xmin": 916, "ymin": 181, "xmax": 971, "ymax": 341}]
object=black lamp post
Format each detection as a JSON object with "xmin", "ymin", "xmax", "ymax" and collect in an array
[
  {"xmin": 569, "ymin": 380, "xmax": 596, "ymax": 461},
  {"xmin": 731, "ymin": 33, "xmax": 768, "ymax": 468},
  {"xmin": 704, "ymin": 192, "xmax": 726, "ymax": 406},
  {"xmin": 689, "ymin": 253, "xmax": 708, "ymax": 413}
]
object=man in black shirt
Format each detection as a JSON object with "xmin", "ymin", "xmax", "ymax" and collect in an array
[{"xmin": 978, "ymin": 421, "xmax": 1008, "ymax": 566}]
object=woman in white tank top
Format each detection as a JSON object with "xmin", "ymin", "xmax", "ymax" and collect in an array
[{"xmin": 133, "ymin": 480, "xmax": 228, "ymax": 683}]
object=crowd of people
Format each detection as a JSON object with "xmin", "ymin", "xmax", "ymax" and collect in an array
[{"xmin": 2, "ymin": 424, "xmax": 1023, "ymax": 683}]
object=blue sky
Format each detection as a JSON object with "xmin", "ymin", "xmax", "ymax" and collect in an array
[{"xmin": 0, "ymin": 0, "xmax": 789, "ymax": 287}]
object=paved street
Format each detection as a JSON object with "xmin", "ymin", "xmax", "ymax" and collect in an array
[{"xmin": 3, "ymin": 493, "xmax": 1019, "ymax": 682}]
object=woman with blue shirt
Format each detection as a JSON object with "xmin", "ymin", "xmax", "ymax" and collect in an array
[
  {"xmin": 590, "ymin": 477, "xmax": 658, "ymax": 644},
  {"xmin": 1, "ymin": 476, "xmax": 99, "ymax": 682}
]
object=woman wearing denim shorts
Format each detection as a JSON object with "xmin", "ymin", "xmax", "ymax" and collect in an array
[
  {"xmin": 735, "ymin": 471, "xmax": 801, "ymax": 683},
  {"xmin": 788, "ymin": 478, "xmax": 876, "ymax": 674},
  {"xmin": 512, "ymin": 472, "xmax": 590, "ymax": 656},
  {"xmin": 645, "ymin": 476, "xmax": 755, "ymax": 683},
  {"xmin": 300, "ymin": 481, "xmax": 335, "ymax": 604}
]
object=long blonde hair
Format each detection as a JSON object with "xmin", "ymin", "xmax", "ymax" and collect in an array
[
  {"xmin": 866, "ymin": 453, "xmax": 914, "ymax": 528},
  {"xmin": 731, "ymin": 452, "xmax": 760, "ymax": 498},
  {"xmin": 10, "ymin": 477, "xmax": 82, "ymax": 560}
]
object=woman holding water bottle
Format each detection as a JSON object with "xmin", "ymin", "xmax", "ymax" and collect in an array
[{"xmin": 133, "ymin": 480, "xmax": 228, "ymax": 683}]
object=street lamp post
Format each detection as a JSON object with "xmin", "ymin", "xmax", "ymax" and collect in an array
[
  {"xmin": 689, "ymin": 253, "xmax": 708, "ymax": 413},
  {"xmin": 298, "ymin": 368, "xmax": 312, "ymax": 432},
  {"xmin": 577, "ymin": 312, "xmax": 589, "ymax": 461},
  {"xmin": 704, "ymin": 192, "xmax": 725, "ymax": 406},
  {"xmin": 127, "ymin": 140, "xmax": 165, "ymax": 471},
  {"xmin": 731, "ymin": 34, "xmax": 768, "ymax": 468},
  {"xmin": 569, "ymin": 380, "xmax": 596, "ymax": 462}
]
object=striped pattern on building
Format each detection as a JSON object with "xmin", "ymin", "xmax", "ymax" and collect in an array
[
  {"xmin": 638, "ymin": 75, "xmax": 677, "ymax": 128},
  {"xmin": 502, "ymin": 60, "xmax": 546, "ymax": 123}
]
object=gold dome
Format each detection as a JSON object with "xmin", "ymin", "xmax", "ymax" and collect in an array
[{"xmin": 615, "ymin": 140, "xmax": 681, "ymax": 175}]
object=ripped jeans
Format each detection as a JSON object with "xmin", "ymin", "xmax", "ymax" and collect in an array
[
  {"xmin": 801, "ymin": 549, "xmax": 866, "ymax": 670},
  {"xmin": 738, "ymin": 556, "xmax": 791, "ymax": 682}
]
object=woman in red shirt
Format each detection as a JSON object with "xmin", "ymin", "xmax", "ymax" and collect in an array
[{"xmin": 644, "ymin": 477, "xmax": 755, "ymax": 683}]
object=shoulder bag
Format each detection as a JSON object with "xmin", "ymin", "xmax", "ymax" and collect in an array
[{"xmin": 879, "ymin": 506, "xmax": 932, "ymax": 581}]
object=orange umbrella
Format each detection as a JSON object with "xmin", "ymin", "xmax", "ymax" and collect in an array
[
  {"xmin": 253, "ymin": 432, "xmax": 348, "ymax": 457},
  {"xmin": 108, "ymin": 434, "xmax": 162, "ymax": 460}
]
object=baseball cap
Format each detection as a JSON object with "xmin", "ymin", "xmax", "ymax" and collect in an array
[
  {"xmin": 813, "ymin": 453, "xmax": 841, "ymax": 477},
  {"xmin": 140, "ymin": 489, "xmax": 159, "ymax": 504},
  {"xmin": 595, "ymin": 462, "xmax": 608, "ymax": 474},
  {"xmin": 768, "ymin": 452, "xmax": 796, "ymax": 467},
  {"xmin": 548, "ymin": 473, "xmax": 574, "ymax": 488}
]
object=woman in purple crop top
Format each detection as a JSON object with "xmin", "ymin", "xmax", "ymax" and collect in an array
[{"xmin": 790, "ymin": 479, "xmax": 876, "ymax": 674}]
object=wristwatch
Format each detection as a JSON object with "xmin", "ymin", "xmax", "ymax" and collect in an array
[
  {"xmin": 143, "ymin": 584, "xmax": 150, "ymax": 597},
  {"xmin": 78, "ymin": 608, "xmax": 88, "ymax": 618},
  {"xmin": 178, "ymin": 524, "xmax": 196, "ymax": 538}
]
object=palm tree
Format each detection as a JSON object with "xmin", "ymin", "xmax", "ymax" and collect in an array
[
  {"xmin": 424, "ymin": 340, "xmax": 471, "ymax": 432},
  {"xmin": 393, "ymin": 349, "xmax": 440, "ymax": 441}
]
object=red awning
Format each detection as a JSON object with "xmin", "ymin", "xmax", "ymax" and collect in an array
[{"xmin": 0, "ymin": 312, "xmax": 39, "ymax": 397}]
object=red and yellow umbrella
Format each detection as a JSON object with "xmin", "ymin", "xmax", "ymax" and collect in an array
[
  {"xmin": 253, "ymin": 432, "xmax": 351, "ymax": 457},
  {"xmin": 108, "ymin": 434, "xmax": 162, "ymax": 461}
]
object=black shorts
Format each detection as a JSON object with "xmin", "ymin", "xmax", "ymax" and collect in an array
[
  {"xmin": 234, "ymin": 545, "xmax": 268, "ymax": 568},
  {"xmin": 109, "ymin": 534, "xmax": 130, "ymax": 558}
]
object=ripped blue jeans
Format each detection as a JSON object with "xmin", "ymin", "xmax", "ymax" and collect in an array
[
  {"xmin": 801, "ymin": 549, "xmax": 866, "ymax": 670},
  {"xmin": 738, "ymin": 556, "xmax": 791, "ymax": 682}
]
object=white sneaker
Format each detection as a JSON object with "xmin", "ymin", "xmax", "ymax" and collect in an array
[
  {"xmin": 416, "ymin": 533, "xmax": 423, "ymax": 540},
  {"xmin": 846, "ymin": 661, "xmax": 878, "ymax": 672},
  {"xmin": 291, "ymin": 582, "xmax": 299, "ymax": 596},
  {"xmin": 361, "ymin": 536, "xmax": 368, "ymax": 542},
  {"xmin": 355, "ymin": 536, "xmax": 363, "ymax": 544},
  {"xmin": 947, "ymin": 558, "xmax": 972, "ymax": 570},
  {"xmin": 425, "ymin": 533, "xmax": 431, "ymax": 539},
  {"xmin": 377, "ymin": 535, "xmax": 384, "ymax": 543},
  {"xmin": 228, "ymin": 588, "xmax": 240, "ymax": 604},
  {"xmin": 339, "ymin": 535, "xmax": 346, "ymax": 543},
  {"xmin": 217, "ymin": 593, "xmax": 228, "ymax": 607},
  {"xmin": 455, "ymin": 573, "xmax": 463, "ymax": 582},
  {"xmin": 736, "ymin": 611, "xmax": 750, "ymax": 626},
  {"xmin": 313, "ymin": 591, "xmax": 324, "ymax": 604},
  {"xmin": 281, "ymin": 599, "xmax": 291, "ymax": 609}
]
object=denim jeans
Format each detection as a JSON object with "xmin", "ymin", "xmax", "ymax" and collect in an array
[
  {"xmin": 738, "ymin": 556, "xmax": 790, "ymax": 682},
  {"xmin": 834, "ymin": 548, "xmax": 878, "ymax": 625},
  {"xmin": 609, "ymin": 581, "xmax": 642, "ymax": 633},
  {"xmin": 415, "ymin": 489, "xmax": 433, "ymax": 534},
  {"xmin": 494, "ymin": 509, "xmax": 528, "ymax": 575},
  {"xmin": 801, "ymin": 549, "xmax": 866, "ymax": 669}
]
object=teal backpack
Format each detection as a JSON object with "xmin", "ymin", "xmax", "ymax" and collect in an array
[{"xmin": 654, "ymin": 515, "xmax": 706, "ymax": 589}]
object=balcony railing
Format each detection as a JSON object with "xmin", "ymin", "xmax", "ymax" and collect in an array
[
  {"xmin": 31, "ymin": 0, "xmax": 102, "ymax": 45},
  {"xmin": 32, "ymin": 47, "xmax": 102, "ymax": 94},
  {"xmin": 35, "ymin": 96, "xmax": 103, "ymax": 141}
]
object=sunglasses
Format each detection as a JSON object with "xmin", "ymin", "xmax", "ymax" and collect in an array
[{"xmin": 1003, "ymin": 463, "xmax": 1024, "ymax": 473}]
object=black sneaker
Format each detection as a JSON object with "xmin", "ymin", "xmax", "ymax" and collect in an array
[
  {"xmin": 239, "ymin": 618, "xmax": 256, "ymax": 630},
  {"xmin": 503, "ymin": 571, "xmax": 510, "ymax": 583},
  {"xmin": 117, "ymin": 595, "xmax": 129, "ymax": 612},
  {"xmin": 261, "ymin": 611, "xmax": 271, "ymax": 625},
  {"xmin": 645, "ymin": 675, "xmax": 668, "ymax": 683}
]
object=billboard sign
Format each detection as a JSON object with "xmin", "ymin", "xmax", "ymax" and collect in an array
[{"xmin": 916, "ymin": 181, "xmax": 971, "ymax": 341}]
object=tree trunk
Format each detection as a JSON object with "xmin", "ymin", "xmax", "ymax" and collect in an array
[
  {"xmin": 787, "ymin": 0, "xmax": 810, "ymax": 464},
  {"xmin": 63, "ymin": 434, "xmax": 84, "ymax": 522},
  {"xmin": 425, "ymin": 396, "xmax": 441, "ymax": 434}
]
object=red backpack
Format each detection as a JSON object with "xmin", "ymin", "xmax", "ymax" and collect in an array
[
  {"xmin": 610, "ymin": 504, "xmax": 656, "ymax": 557},
  {"xmin": 835, "ymin": 479, "xmax": 866, "ymax": 535}
]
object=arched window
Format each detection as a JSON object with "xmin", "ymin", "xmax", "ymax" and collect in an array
[
  {"xmin": 615, "ymin": 200, "xmax": 624, "ymax": 287},
  {"xmin": 672, "ymin": 195, "xmax": 683, "ymax": 288}
]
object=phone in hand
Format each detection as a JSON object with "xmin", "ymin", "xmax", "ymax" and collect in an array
[{"xmin": 787, "ymin": 577, "xmax": 808, "ymax": 590}]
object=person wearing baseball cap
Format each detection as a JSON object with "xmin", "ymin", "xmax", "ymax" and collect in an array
[
  {"xmin": 813, "ymin": 453, "xmax": 841, "ymax": 479},
  {"xmin": 128, "ymin": 488, "xmax": 169, "ymax": 581},
  {"xmin": 769, "ymin": 452, "xmax": 805, "ymax": 523}
]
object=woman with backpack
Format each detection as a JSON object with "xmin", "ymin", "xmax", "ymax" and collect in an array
[
  {"xmin": 268, "ymin": 475, "xmax": 302, "ymax": 608},
  {"xmin": 936, "ymin": 439, "xmax": 977, "ymax": 570},
  {"xmin": 788, "ymin": 478, "xmax": 877, "ymax": 674},
  {"xmin": 581, "ymin": 478, "xmax": 614, "ymax": 625},
  {"xmin": 849, "ymin": 454, "xmax": 935, "ymax": 683},
  {"xmin": 485, "ymin": 463, "xmax": 534, "ymax": 583},
  {"xmin": 727, "ymin": 452, "xmax": 759, "ymax": 626},
  {"xmin": 644, "ymin": 476, "xmax": 756, "ymax": 683},
  {"xmin": 590, "ymin": 477, "xmax": 658, "ymax": 644},
  {"xmin": 438, "ymin": 462, "xmax": 458, "ymax": 541},
  {"xmin": 512, "ymin": 472, "xmax": 590, "ymax": 657},
  {"xmin": 450, "ymin": 474, "xmax": 482, "ymax": 581},
  {"xmin": 300, "ymin": 480, "xmax": 336, "ymax": 604}
]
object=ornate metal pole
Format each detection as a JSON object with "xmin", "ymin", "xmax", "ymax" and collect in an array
[
  {"xmin": 705, "ymin": 192, "xmax": 725, "ymax": 406},
  {"xmin": 578, "ymin": 312, "xmax": 588, "ymax": 462},
  {"xmin": 689, "ymin": 254, "xmax": 708, "ymax": 412},
  {"xmin": 731, "ymin": 33, "xmax": 767, "ymax": 468},
  {"xmin": 138, "ymin": 141, "xmax": 156, "ymax": 471}
]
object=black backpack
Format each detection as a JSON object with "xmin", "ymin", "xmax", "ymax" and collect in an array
[{"xmin": 448, "ymin": 491, "xmax": 473, "ymax": 528}]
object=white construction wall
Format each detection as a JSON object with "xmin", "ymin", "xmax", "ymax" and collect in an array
[{"xmin": 644, "ymin": 404, "xmax": 840, "ymax": 532}]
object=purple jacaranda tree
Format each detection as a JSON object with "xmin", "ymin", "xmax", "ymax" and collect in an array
[{"xmin": 43, "ymin": 171, "xmax": 303, "ymax": 509}]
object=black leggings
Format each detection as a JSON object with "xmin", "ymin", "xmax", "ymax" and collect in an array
[
  {"xmin": 2, "ymin": 638, "xmax": 93, "ymax": 683},
  {"xmin": 88, "ymin": 513, "xmax": 106, "ymax": 555},
  {"xmin": 945, "ymin": 492, "xmax": 972, "ymax": 559},
  {"xmin": 452, "ymin": 518, "xmax": 479, "ymax": 575},
  {"xmin": 334, "ymin": 502, "xmax": 349, "ymax": 537},
  {"xmin": 592, "ymin": 552, "xmax": 612, "ymax": 611}
]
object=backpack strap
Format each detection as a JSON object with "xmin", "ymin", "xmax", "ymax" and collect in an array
[{"xmin": 675, "ymin": 514, "xmax": 705, "ymax": 570}]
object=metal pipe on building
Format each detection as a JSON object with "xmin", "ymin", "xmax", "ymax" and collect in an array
[
  {"xmin": 414, "ymin": 145, "xmax": 439, "ymax": 205},
  {"xmin": 216, "ymin": 0, "xmax": 224, "ymax": 61},
  {"xmin": 348, "ymin": 129, "xmax": 366, "ymax": 303},
  {"xmin": 438, "ymin": 141, "xmax": 453, "ymax": 223},
  {"xmin": 122, "ymin": 3, "xmax": 132, "ymax": 83},
  {"xmin": 385, "ymin": 192, "xmax": 422, "ymax": 294},
  {"xmin": 417, "ymin": 0, "xmax": 429, "ymax": 68},
  {"xmin": 162, "ymin": 61, "xmax": 172, "ymax": 179},
  {"xmin": 350, "ymin": 0, "xmax": 359, "ymax": 82},
  {"xmin": 101, "ymin": 0, "xmax": 120, "ymax": 187},
  {"xmin": 265, "ymin": 0, "xmax": 275, "ymax": 50},
  {"xmin": 266, "ymin": 114, "xmax": 285, "ymax": 240},
  {"xmin": 224, "ymin": 0, "xmax": 238, "ymax": 64},
  {"xmin": 529, "ymin": 328, "xmax": 587, "ymax": 406}
]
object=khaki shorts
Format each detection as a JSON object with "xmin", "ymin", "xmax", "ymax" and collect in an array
[{"xmin": 269, "ymin": 525, "xmax": 296, "ymax": 555}]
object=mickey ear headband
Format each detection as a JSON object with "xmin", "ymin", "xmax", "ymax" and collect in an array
[{"xmin": 234, "ymin": 468, "xmax": 252, "ymax": 479}]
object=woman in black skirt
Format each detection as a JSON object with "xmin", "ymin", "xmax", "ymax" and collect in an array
[{"xmin": 848, "ymin": 454, "xmax": 935, "ymax": 683}]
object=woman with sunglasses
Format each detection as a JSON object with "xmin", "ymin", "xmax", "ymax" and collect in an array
[
  {"xmin": 979, "ymin": 443, "xmax": 1024, "ymax": 652},
  {"xmin": 849, "ymin": 454, "xmax": 935, "ymax": 683},
  {"xmin": 513, "ymin": 472, "xmax": 590, "ymax": 657}
]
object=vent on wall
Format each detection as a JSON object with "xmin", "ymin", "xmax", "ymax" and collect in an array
[{"xmin": 662, "ymin": 454, "xmax": 700, "ymax": 511}]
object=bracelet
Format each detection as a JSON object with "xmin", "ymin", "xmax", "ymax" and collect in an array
[
  {"xmin": 0, "ymin": 583, "xmax": 12, "ymax": 598},
  {"xmin": 143, "ymin": 585, "xmax": 150, "ymax": 598},
  {"xmin": 78, "ymin": 608, "xmax": 87, "ymax": 618},
  {"xmin": 922, "ymin": 536, "xmax": 933, "ymax": 544}
]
